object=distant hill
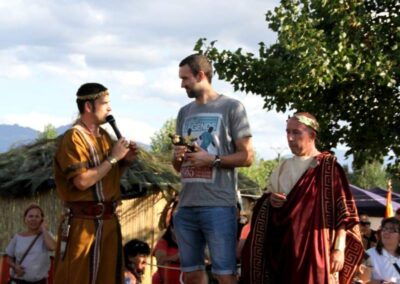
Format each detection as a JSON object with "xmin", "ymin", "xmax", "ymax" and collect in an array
[
  {"xmin": 0, "ymin": 124, "xmax": 39, "ymax": 152},
  {"xmin": 56, "ymin": 124, "xmax": 71, "ymax": 135},
  {"xmin": 0, "ymin": 123, "xmax": 150, "ymax": 153}
]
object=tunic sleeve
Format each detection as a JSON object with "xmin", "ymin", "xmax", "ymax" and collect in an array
[{"xmin": 55, "ymin": 129, "xmax": 90, "ymax": 180}]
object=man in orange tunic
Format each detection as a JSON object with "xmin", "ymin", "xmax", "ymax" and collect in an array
[
  {"xmin": 241, "ymin": 112, "xmax": 363, "ymax": 284},
  {"xmin": 53, "ymin": 83, "xmax": 137, "ymax": 284}
]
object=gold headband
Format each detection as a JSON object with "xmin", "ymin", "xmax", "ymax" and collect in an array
[
  {"xmin": 291, "ymin": 114, "xmax": 319, "ymax": 132},
  {"xmin": 76, "ymin": 90, "xmax": 109, "ymax": 101}
]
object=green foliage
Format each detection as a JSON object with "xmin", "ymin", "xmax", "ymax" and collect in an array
[
  {"xmin": 391, "ymin": 177, "xmax": 400, "ymax": 192},
  {"xmin": 239, "ymin": 153, "xmax": 278, "ymax": 191},
  {"xmin": 150, "ymin": 118, "xmax": 176, "ymax": 154},
  {"xmin": 37, "ymin": 124, "xmax": 58, "ymax": 140},
  {"xmin": 350, "ymin": 160, "xmax": 388, "ymax": 189},
  {"xmin": 194, "ymin": 0, "xmax": 399, "ymax": 174}
]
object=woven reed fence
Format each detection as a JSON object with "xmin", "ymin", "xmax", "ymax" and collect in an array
[{"xmin": 0, "ymin": 189, "xmax": 170, "ymax": 283}]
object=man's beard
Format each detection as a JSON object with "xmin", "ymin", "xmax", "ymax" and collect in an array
[{"xmin": 186, "ymin": 89, "xmax": 200, "ymax": 99}]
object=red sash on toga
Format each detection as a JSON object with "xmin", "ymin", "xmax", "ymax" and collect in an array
[{"xmin": 241, "ymin": 153, "xmax": 363, "ymax": 284}]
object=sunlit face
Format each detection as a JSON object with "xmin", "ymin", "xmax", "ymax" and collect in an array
[
  {"xmin": 359, "ymin": 215, "xmax": 371, "ymax": 233},
  {"xmin": 91, "ymin": 94, "xmax": 111, "ymax": 124},
  {"xmin": 129, "ymin": 254, "xmax": 148, "ymax": 274},
  {"xmin": 179, "ymin": 64, "xmax": 202, "ymax": 98},
  {"xmin": 24, "ymin": 208, "xmax": 43, "ymax": 231},
  {"xmin": 381, "ymin": 223, "xmax": 400, "ymax": 248},
  {"xmin": 286, "ymin": 118, "xmax": 316, "ymax": 156}
]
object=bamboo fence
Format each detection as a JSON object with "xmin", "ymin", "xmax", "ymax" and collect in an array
[{"xmin": 0, "ymin": 189, "xmax": 169, "ymax": 283}]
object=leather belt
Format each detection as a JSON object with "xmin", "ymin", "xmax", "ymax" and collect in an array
[{"xmin": 65, "ymin": 201, "xmax": 117, "ymax": 220}]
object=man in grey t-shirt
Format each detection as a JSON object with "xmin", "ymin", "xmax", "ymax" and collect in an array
[{"xmin": 172, "ymin": 53, "xmax": 254, "ymax": 284}]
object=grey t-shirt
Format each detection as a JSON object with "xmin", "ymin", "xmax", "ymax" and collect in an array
[{"xmin": 176, "ymin": 94, "xmax": 252, "ymax": 207}]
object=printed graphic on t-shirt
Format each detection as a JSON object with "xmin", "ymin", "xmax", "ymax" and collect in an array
[{"xmin": 181, "ymin": 113, "xmax": 221, "ymax": 182}]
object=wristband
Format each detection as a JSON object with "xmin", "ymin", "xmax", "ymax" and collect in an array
[
  {"xmin": 334, "ymin": 236, "xmax": 346, "ymax": 252},
  {"xmin": 212, "ymin": 155, "xmax": 221, "ymax": 168}
]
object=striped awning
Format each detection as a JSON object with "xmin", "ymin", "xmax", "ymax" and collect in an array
[{"xmin": 350, "ymin": 184, "xmax": 400, "ymax": 217}]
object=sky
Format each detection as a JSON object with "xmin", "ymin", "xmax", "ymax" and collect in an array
[{"xmin": 0, "ymin": 0, "xmax": 338, "ymax": 162}]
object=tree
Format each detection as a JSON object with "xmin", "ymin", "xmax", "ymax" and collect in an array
[
  {"xmin": 37, "ymin": 124, "xmax": 58, "ymax": 140},
  {"xmin": 350, "ymin": 160, "xmax": 388, "ymax": 189},
  {"xmin": 150, "ymin": 118, "xmax": 176, "ymax": 154},
  {"xmin": 194, "ymin": 0, "xmax": 399, "ymax": 174},
  {"xmin": 239, "ymin": 153, "xmax": 278, "ymax": 191}
]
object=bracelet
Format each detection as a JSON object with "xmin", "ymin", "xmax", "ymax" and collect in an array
[
  {"xmin": 106, "ymin": 156, "xmax": 118, "ymax": 168},
  {"xmin": 334, "ymin": 236, "xmax": 346, "ymax": 252}
]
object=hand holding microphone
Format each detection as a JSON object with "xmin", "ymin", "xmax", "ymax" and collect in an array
[{"xmin": 106, "ymin": 115, "xmax": 137, "ymax": 162}]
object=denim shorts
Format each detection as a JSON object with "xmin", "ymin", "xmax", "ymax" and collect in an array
[{"xmin": 173, "ymin": 206, "xmax": 237, "ymax": 275}]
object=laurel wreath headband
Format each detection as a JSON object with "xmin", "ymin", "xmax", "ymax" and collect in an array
[
  {"xmin": 76, "ymin": 90, "xmax": 109, "ymax": 101},
  {"xmin": 290, "ymin": 114, "xmax": 320, "ymax": 132}
]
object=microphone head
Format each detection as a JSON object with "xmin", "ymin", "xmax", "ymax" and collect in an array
[
  {"xmin": 106, "ymin": 115, "xmax": 115, "ymax": 123},
  {"xmin": 105, "ymin": 114, "xmax": 122, "ymax": 139}
]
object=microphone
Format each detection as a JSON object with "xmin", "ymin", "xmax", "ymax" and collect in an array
[{"xmin": 106, "ymin": 115, "xmax": 122, "ymax": 139}]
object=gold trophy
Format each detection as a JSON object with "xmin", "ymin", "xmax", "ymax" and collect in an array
[{"xmin": 169, "ymin": 133, "xmax": 196, "ymax": 152}]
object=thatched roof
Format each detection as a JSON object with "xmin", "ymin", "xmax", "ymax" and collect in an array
[
  {"xmin": 0, "ymin": 137, "xmax": 180, "ymax": 198},
  {"xmin": 0, "ymin": 139, "xmax": 57, "ymax": 197},
  {"xmin": 120, "ymin": 150, "xmax": 180, "ymax": 199},
  {"xmin": 0, "ymin": 137, "xmax": 260, "ymax": 199}
]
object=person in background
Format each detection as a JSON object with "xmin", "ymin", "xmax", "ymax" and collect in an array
[
  {"xmin": 236, "ymin": 218, "xmax": 251, "ymax": 261},
  {"xmin": 6, "ymin": 204, "xmax": 56, "ymax": 284},
  {"xmin": 367, "ymin": 217, "xmax": 400, "ymax": 283},
  {"xmin": 236, "ymin": 202, "xmax": 247, "ymax": 241},
  {"xmin": 241, "ymin": 112, "xmax": 363, "ymax": 284},
  {"xmin": 359, "ymin": 213, "xmax": 378, "ymax": 249},
  {"xmin": 152, "ymin": 220, "xmax": 181, "ymax": 284},
  {"xmin": 172, "ymin": 53, "xmax": 253, "ymax": 284},
  {"xmin": 352, "ymin": 252, "xmax": 372, "ymax": 284},
  {"xmin": 124, "ymin": 239, "xmax": 151, "ymax": 284},
  {"xmin": 236, "ymin": 200, "xmax": 254, "ymax": 262}
]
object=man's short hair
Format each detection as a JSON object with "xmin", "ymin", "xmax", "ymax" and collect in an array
[
  {"xmin": 396, "ymin": 208, "xmax": 400, "ymax": 215},
  {"xmin": 179, "ymin": 53, "xmax": 213, "ymax": 83},
  {"xmin": 76, "ymin": 82, "xmax": 108, "ymax": 114},
  {"xmin": 123, "ymin": 239, "xmax": 150, "ymax": 264}
]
